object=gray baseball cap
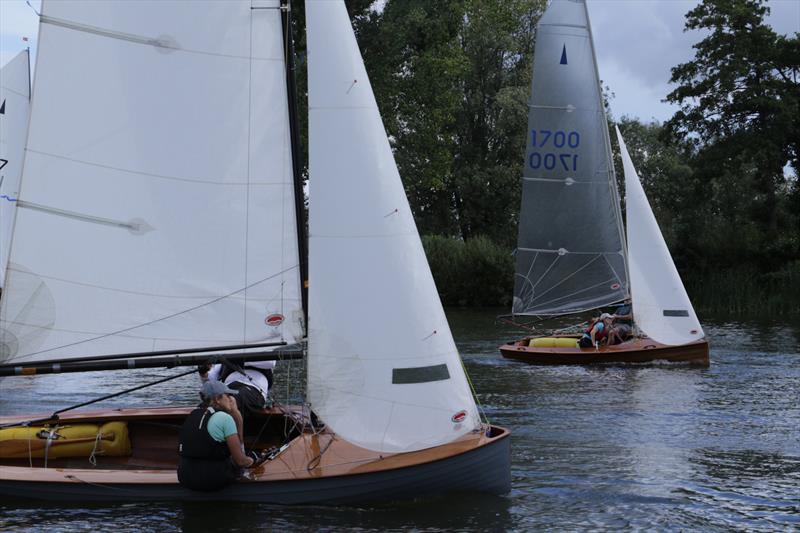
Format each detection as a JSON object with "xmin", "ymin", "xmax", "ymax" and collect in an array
[{"xmin": 201, "ymin": 380, "xmax": 238, "ymax": 399}]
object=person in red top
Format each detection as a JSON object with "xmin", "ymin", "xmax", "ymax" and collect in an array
[{"xmin": 579, "ymin": 313, "xmax": 613, "ymax": 348}]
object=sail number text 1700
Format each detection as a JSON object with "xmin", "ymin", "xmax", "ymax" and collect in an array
[{"xmin": 528, "ymin": 129, "xmax": 580, "ymax": 172}]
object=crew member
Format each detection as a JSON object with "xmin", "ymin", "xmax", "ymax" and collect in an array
[
  {"xmin": 199, "ymin": 360, "xmax": 274, "ymax": 416},
  {"xmin": 177, "ymin": 380, "xmax": 257, "ymax": 491}
]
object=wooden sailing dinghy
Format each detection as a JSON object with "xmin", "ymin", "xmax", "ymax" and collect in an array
[
  {"xmin": 0, "ymin": 0, "xmax": 509, "ymax": 503},
  {"xmin": 499, "ymin": 0, "xmax": 709, "ymax": 366}
]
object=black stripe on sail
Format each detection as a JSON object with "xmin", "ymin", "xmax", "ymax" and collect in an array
[
  {"xmin": 663, "ymin": 309, "xmax": 690, "ymax": 317},
  {"xmin": 392, "ymin": 364, "xmax": 450, "ymax": 384}
]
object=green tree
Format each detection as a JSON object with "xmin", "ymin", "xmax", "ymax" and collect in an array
[
  {"xmin": 664, "ymin": 0, "xmax": 799, "ymax": 268},
  {"xmin": 361, "ymin": 0, "xmax": 545, "ymax": 245}
]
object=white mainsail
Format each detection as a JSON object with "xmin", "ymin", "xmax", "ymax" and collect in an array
[
  {"xmin": 306, "ymin": 0, "xmax": 480, "ymax": 453},
  {"xmin": 617, "ymin": 127, "xmax": 704, "ymax": 345},
  {"xmin": 0, "ymin": 0, "xmax": 302, "ymax": 364},
  {"xmin": 0, "ymin": 50, "xmax": 31, "ymax": 290}
]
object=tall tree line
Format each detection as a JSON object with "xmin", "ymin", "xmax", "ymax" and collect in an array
[{"xmin": 292, "ymin": 0, "xmax": 799, "ymax": 310}]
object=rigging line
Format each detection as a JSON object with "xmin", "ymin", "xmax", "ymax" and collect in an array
[
  {"xmin": 530, "ymin": 277, "xmax": 620, "ymax": 311},
  {"xmin": 0, "ymin": 368, "xmax": 195, "ymax": 429},
  {"xmin": 11, "ymin": 266, "xmax": 300, "ymax": 360},
  {"xmin": 528, "ymin": 254, "xmax": 602, "ymax": 305},
  {"xmin": 602, "ymin": 253, "xmax": 627, "ymax": 295},
  {"xmin": 524, "ymin": 251, "xmax": 539, "ymax": 287},
  {"xmin": 24, "ymin": 149, "xmax": 287, "ymax": 187},
  {"xmin": 458, "ymin": 353, "xmax": 490, "ymax": 427},
  {"xmin": 528, "ymin": 251, "xmax": 561, "ymax": 293},
  {"xmin": 1, "ymin": 195, "xmax": 17, "ymax": 202},
  {"xmin": 1, "ymin": 265, "xmax": 297, "ymax": 300},
  {"xmin": 243, "ymin": 5, "xmax": 254, "ymax": 346}
]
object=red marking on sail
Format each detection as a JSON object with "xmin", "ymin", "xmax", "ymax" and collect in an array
[
  {"xmin": 451, "ymin": 410, "xmax": 467, "ymax": 423},
  {"xmin": 610, "ymin": 283, "xmax": 621, "ymax": 290},
  {"xmin": 265, "ymin": 314, "xmax": 284, "ymax": 327}
]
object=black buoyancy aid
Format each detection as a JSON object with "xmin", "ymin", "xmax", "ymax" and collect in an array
[{"xmin": 178, "ymin": 407, "xmax": 236, "ymax": 491}]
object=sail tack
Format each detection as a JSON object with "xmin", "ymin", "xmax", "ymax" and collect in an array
[
  {"xmin": 513, "ymin": 0, "xmax": 628, "ymax": 316},
  {"xmin": 617, "ymin": 127, "xmax": 704, "ymax": 345},
  {"xmin": 306, "ymin": 0, "xmax": 480, "ymax": 453},
  {"xmin": 0, "ymin": 0, "xmax": 302, "ymax": 364},
  {"xmin": 0, "ymin": 50, "xmax": 31, "ymax": 290}
]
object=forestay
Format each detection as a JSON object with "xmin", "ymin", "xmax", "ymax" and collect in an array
[
  {"xmin": 305, "ymin": 0, "xmax": 480, "ymax": 453},
  {"xmin": 513, "ymin": 0, "xmax": 627, "ymax": 316},
  {"xmin": 0, "ymin": 0, "xmax": 302, "ymax": 364},
  {"xmin": 0, "ymin": 50, "xmax": 31, "ymax": 290},
  {"xmin": 617, "ymin": 128, "xmax": 704, "ymax": 345}
]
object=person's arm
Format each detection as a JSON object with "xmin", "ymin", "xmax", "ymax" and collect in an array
[{"xmin": 224, "ymin": 434, "xmax": 254, "ymax": 468}]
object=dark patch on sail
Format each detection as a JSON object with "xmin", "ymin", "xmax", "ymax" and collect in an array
[
  {"xmin": 663, "ymin": 309, "xmax": 689, "ymax": 317},
  {"xmin": 0, "ymin": 99, "xmax": 5, "ymax": 114},
  {"xmin": 0, "ymin": 159, "xmax": 7, "ymax": 171},
  {"xmin": 560, "ymin": 45, "xmax": 568, "ymax": 65},
  {"xmin": 392, "ymin": 364, "xmax": 450, "ymax": 384}
]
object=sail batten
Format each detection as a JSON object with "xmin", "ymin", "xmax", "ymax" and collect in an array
[
  {"xmin": 306, "ymin": 0, "xmax": 479, "ymax": 454},
  {"xmin": 512, "ymin": 0, "xmax": 627, "ymax": 316},
  {"xmin": 0, "ymin": 0, "xmax": 302, "ymax": 365}
]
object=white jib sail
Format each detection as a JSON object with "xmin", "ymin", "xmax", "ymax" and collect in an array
[
  {"xmin": 0, "ymin": 1, "xmax": 302, "ymax": 364},
  {"xmin": 306, "ymin": 0, "xmax": 480, "ymax": 453},
  {"xmin": 0, "ymin": 50, "xmax": 31, "ymax": 289},
  {"xmin": 617, "ymin": 127, "xmax": 704, "ymax": 345}
]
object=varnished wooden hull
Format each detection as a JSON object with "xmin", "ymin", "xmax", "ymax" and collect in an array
[
  {"xmin": 499, "ymin": 336, "xmax": 710, "ymax": 367},
  {"xmin": 0, "ymin": 406, "xmax": 510, "ymax": 503}
]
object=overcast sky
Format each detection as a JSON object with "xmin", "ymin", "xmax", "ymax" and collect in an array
[{"xmin": 1, "ymin": 0, "xmax": 798, "ymax": 123}]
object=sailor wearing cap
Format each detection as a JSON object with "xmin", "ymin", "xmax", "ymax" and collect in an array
[{"xmin": 177, "ymin": 380, "xmax": 257, "ymax": 491}]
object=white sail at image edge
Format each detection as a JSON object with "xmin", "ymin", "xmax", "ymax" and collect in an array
[
  {"xmin": 616, "ymin": 126, "xmax": 704, "ymax": 346},
  {"xmin": 305, "ymin": 0, "xmax": 480, "ymax": 454},
  {"xmin": 0, "ymin": 49, "xmax": 31, "ymax": 290},
  {"xmin": 0, "ymin": 0, "xmax": 302, "ymax": 364}
]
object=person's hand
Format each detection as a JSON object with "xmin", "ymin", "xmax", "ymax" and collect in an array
[{"xmin": 246, "ymin": 450, "xmax": 269, "ymax": 468}]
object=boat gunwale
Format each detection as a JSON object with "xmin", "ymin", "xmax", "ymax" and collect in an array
[{"xmin": 0, "ymin": 406, "xmax": 510, "ymax": 485}]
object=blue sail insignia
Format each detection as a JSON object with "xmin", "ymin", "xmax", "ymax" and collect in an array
[{"xmin": 560, "ymin": 44, "xmax": 568, "ymax": 65}]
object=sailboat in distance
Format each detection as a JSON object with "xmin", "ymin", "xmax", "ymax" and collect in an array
[
  {"xmin": 0, "ymin": 0, "xmax": 510, "ymax": 503},
  {"xmin": 499, "ymin": 0, "xmax": 709, "ymax": 366}
]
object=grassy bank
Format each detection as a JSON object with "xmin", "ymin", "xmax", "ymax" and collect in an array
[
  {"xmin": 423, "ymin": 235, "xmax": 800, "ymax": 316},
  {"xmin": 685, "ymin": 263, "xmax": 800, "ymax": 317},
  {"xmin": 422, "ymin": 235, "xmax": 513, "ymax": 307}
]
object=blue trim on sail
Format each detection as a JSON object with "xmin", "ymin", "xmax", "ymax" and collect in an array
[{"xmin": 560, "ymin": 45, "xmax": 568, "ymax": 65}]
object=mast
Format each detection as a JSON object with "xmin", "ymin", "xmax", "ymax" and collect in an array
[
  {"xmin": 281, "ymin": 0, "xmax": 309, "ymax": 325},
  {"xmin": 583, "ymin": 0, "xmax": 629, "ymax": 297}
]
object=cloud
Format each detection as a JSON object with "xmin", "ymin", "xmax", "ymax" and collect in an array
[{"xmin": 587, "ymin": 0, "xmax": 799, "ymax": 123}]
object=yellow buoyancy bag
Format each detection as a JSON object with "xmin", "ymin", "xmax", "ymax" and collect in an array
[
  {"xmin": 0, "ymin": 421, "xmax": 132, "ymax": 459},
  {"xmin": 529, "ymin": 337, "xmax": 579, "ymax": 348}
]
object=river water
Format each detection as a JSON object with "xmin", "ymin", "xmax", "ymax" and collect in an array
[{"xmin": 1, "ymin": 309, "xmax": 798, "ymax": 532}]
